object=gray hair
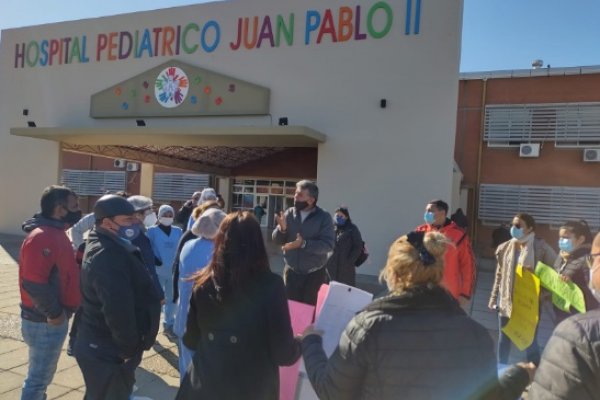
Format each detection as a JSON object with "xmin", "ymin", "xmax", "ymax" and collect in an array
[{"xmin": 296, "ymin": 180, "xmax": 319, "ymax": 201}]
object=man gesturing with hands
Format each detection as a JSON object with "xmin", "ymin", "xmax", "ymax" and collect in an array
[{"xmin": 272, "ymin": 180, "xmax": 335, "ymax": 305}]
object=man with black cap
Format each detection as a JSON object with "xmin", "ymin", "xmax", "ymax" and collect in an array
[{"xmin": 74, "ymin": 194, "xmax": 161, "ymax": 400}]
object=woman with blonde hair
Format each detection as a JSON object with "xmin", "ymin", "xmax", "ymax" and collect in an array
[{"xmin": 301, "ymin": 231, "xmax": 505, "ymax": 399}]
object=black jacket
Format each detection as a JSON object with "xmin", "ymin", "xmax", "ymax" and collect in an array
[
  {"xmin": 527, "ymin": 309, "xmax": 600, "ymax": 399},
  {"xmin": 552, "ymin": 245, "xmax": 599, "ymax": 322},
  {"xmin": 302, "ymin": 285, "xmax": 501, "ymax": 400},
  {"xmin": 78, "ymin": 227, "xmax": 162, "ymax": 359},
  {"xmin": 132, "ymin": 231, "xmax": 164, "ymax": 300},
  {"xmin": 325, "ymin": 221, "xmax": 363, "ymax": 286},
  {"xmin": 176, "ymin": 271, "xmax": 300, "ymax": 400},
  {"xmin": 174, "ymin": 200, "xmax": 195, "ymax": 228}
]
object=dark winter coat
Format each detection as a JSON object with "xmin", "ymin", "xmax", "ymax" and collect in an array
[
  {"xmin": 132, "ymin": 231, "xmax": 164, "ymax": 300},
  {"xmin": 302, "ymin": 285, "xmax": 501, "ymax": 400},
  {"xmin": 175, "ymin": 200, "xmax": 195, "ymax": 228},
  {"xmin": 272, "ymin": 206, "xmax": 335, "ymax": 274},
  {"xmin": 176, "ymin": 271, "xmax": 300, "ymax": 400},
  {"xmin": 77, "ymin": 227, "xmax": 162, "ymax": 359},
  {"xmin": 527, "ymin": 308, "xmax": 600, "ymax": 399},
  {"xmin": 325, "ymin": 221, "xmax": 362, "ymax": 286},
  {"xmin": 552, "ymin": 244, "xmax": 599, "ymax": 322}
]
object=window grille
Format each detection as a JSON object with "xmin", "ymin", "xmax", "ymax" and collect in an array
[
  {"xmin": 62, "ymin": 170, "xmax": 126, "ymax": 196},
  {"xmin": 479, "ymin": 184, "xmax": 600, "ymax": 229},
  {"xmin": 153, "ymin": 173, "xmax": 210, "ymax": 202},
  {"xmin": 484, "ymin": 103, "xmax": 600, "ymax": 147}
]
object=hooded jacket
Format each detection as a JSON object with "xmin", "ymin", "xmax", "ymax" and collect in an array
[
  {"xmin": 19, "ymin": 214, "xmax": 80, "ymax": 322},
  {"xmin": 415, "ymin": 219, "xmax": 477, "ymax": 299}
]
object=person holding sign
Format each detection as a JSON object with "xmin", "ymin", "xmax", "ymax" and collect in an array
[
  {"xmin": 525, "ymin": 232, "xmax": 600, "ymax": 399},
  {"xmin": 488, "ymin": 213, "xmax": 556, "ymax": 365},
  {"xmin": 552, "ymin": 220, "xmax": 599, "ymax": 323},
  {"xmin": 176, "ymin": 212, "xmax": 301, "ymax": 400},
  {"xmin": 301, "ymin": 231, "xmax": 505, "ymax": 399}
]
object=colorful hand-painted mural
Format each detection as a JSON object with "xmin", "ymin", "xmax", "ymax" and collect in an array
[
  {"xmin": 89, "ymin": 60, "xmax": 270, "ymax": 118},
  {"xmin": 13, "ymin": 0, "xmax": 422, "ymax": 69}
]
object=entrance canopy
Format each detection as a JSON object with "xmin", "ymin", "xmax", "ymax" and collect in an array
[{"xmin": 11, "ymin": 125, "xmax": 325, "ymax": 175}]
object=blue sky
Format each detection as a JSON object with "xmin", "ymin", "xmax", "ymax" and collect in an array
[{"xmin": 1, "ymin": 0, "xmax": 598, "ymax": 72}]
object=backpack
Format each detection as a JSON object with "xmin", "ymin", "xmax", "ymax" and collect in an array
[{"xmin": 354, "ymin": 241, "xmax": 369, "ymax": 267}]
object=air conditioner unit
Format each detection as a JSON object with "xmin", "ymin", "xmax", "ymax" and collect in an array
[
  {"xmin": 519, "ymin": 143, "xmax": 540, "ymax": 158},
  {"xmin": 113, "ymin": 159, "xmax": 126, "ymax": 168},
  {"xmin": 126, "ymin": 162, "xmax": 140, "ymax": 172},
  {"xmin": 583, "ymin": 148, "xmax": 600, "ymax": 162}
]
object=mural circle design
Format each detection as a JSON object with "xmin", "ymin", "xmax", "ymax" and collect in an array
[{"xmin": 154, "ymin": 67, "xmax": 189, "ymax": 108}]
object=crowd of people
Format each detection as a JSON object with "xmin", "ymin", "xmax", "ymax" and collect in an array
[{"xmin": 15, "ymin": 181, "xmax": 600, "ymax": 399}]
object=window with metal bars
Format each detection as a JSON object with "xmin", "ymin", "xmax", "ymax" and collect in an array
[
  {"xmin": 478, "ymin": 184, "xmax": 600, "ymax": 229},
  {"xmin": 484, "ymin": 103, "xmax": 600, "ymax": 147},
  {"xmin": 61, "ymin": 170, "xmax": 126, "ymax": 196},
  {"xmin": 153, "ymin": 173, "xmax": 210, "ymax": 202}
]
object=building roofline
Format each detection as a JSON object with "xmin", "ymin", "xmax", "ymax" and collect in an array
[{"xmin": 460, "ymin": 65, "xmax": 600, "ymax": 80}]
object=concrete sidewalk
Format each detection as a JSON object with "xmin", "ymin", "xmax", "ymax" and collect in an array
[{"xmin": 0, "ymin": 232, "xmax": 552, "ymax": 398}]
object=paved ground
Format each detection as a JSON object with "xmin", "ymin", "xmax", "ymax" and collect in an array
[{"xmin": 0, "ymin": 232, "xmax": 551, "ymax": 399}]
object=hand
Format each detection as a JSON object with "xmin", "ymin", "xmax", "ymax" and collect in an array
[
  {"xmin": 301, "ymin": 324, "xmax": 324, "ymax": 339},
  {"xmin": 516, "ymin": 361, "xmax": 537, "ymax": 382},
  {"xmin": 47, "ymin": 312, "xmax": 65, "ymax": 326},
  {"xmin": 282, "ymin": 234, "xmax": 303, "ymax": 252},
  {"xmin": 489, "ymin": 304, "xmax": 499, "ymax": 312},
  {"xmin": 559, "ymin": 274, "xmax": 571, "ymax": 283},
  {"xmin": 275, "ymin": 211, "xmax": 287, "ymax": 232}
]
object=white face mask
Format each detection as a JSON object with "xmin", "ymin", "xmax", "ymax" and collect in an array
[
  {"xmin": 144, "ymin": 212, "xmax": 158, "ymax": 227},
  {"xmin": 159, "ymin": 217, "xmax": 174, "ymax": 226}
]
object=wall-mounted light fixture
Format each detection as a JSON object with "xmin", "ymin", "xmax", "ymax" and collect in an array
[
  {"xmin": 136, "ymin": 119, "xmax": 146, "ymax": 127},
  {"xmin": 278, "ymin": 117, "xmax": 288, "ymax": 126},
  {"xmin": 380, "ymin": 99, "xmax": 387, "ymax": 108},
  {"xmin": 27, "ymin": 121, "xmax": 36, "ymax": 127},
  {"xmin": 22, "ymin": 109, "xmax": 29, "ymax": 116}
]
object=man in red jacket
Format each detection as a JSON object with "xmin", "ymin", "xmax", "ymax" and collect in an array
[
  {"xmin": 19, "ymin": 185, "xmax": 81, "ymax": 399},
  {"xmin": 415, "ymin": 199, "xmax": 476, "ymax": 306}
]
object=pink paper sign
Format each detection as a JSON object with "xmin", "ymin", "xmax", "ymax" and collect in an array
[
  {"xmin": 315, "ymin": 283, "xmax": 330, "ymax": 319},
  {"xmin": 279, "ymin": 300, "xmax": 315, "ymax": 400}
]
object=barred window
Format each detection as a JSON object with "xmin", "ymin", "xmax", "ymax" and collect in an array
[{"xmin": 62, "ymin": 170, "xmax": 126, "ymax": 196}]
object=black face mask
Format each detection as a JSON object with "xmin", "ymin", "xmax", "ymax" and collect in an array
[
  {"xmin": 62, "ymin": 209, "xmax": 82, "ymax": 226},
  {"xmin": 294, "ymin": 201, "xmax": 309, "ymax": 212}
]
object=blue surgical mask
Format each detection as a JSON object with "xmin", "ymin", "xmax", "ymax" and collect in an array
[
  {"xmin": 424, "ymin": 212, "xmax": 435, "ymax": 224},
  {"xmin": 335, "ymin": 215, "xmax": 346, "ymax": 226},
  {"xmin": 558, "ymin": 238, "xmax": 574, "ymax": 253},
  {"xmin": 116, "ymin": 223, "xmax": 141, "ymax": 241},
  {"xmin": 510, "ymin": 226, "xmax": 524, "ymax": 240}
]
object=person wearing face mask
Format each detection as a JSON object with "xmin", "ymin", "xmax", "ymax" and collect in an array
[
  {"xmin": 186, "ymin": 187, "xmax": 218, "ymax": 231},
  {"xmin": 518, "ymin": 232, "xmax": 600, "ymax": 399},
  {"xmin": 324, "ymin": 206, "xmax": 363, "ymax": 286},
  {"xmin": 272, "ymin": 180, "xmax": 335, "ymax": 305},
  {"xmin": 415, "ymin": 199, "xmax": 477, "ymax": 306},
  {"xmin": 19, "ymin": 185, "xmax": 82, "ymax": 399},
  {"xmin": 488, "ymin": 213, "xmax": 557, "ymax": 366},
  {"xmin": 127, "ymin": 195, "xmax": 165, "ymax": 304},
  {"xmin": 552, "ymin": 220, "xmax": 598, "ymax": 323},
  {"xmin": 74, "ymin": 194, "xmax": 162, "ymax": 400},
  {"xmin": 147, "ymin": 205, "xmax": 183, "ymax": 337}
]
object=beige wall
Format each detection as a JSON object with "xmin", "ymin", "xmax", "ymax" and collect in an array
[{"xmin": 0, "ymin": 0, "xmax": 464, "ymax": 273}]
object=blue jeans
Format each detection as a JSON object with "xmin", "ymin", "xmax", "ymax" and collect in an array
[
  {"xmin": 21, "ymin": 317, "xmax": 68, "ymax": 400},
  {"xmin": 158, "ymin": 275, "xmax": 176, "ymax": 327}
]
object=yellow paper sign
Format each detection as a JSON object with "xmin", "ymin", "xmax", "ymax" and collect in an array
[{"xmin": 502, "ymin": 265, "xmax": 540, "ymax": 351}]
